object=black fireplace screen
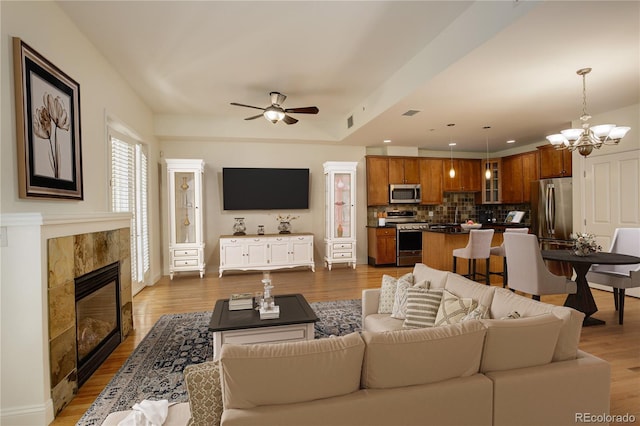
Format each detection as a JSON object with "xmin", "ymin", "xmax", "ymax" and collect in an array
[{"xmin": 75, "ymin": 262, "xmax": 121, "ymax": 386}]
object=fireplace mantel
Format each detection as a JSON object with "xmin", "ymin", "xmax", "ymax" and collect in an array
[{"xmin": 0, "ymin": 212, "xmax": 132, "ymax": 425}]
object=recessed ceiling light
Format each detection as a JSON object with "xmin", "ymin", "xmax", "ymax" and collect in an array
[
  {"xmin": 448, "ymin": 142, "xmax": 457, "ymax": 146},
  {"xmin": 383, "ymin": 139, "xmax": 392, "ymax": 143},
  {"xmin": 402, "ymin": 110, "xmax": 420, "ymax": 116},
  {"xmin": 506, "ymin": 140, "xmax": 516, "ymax": 144}
]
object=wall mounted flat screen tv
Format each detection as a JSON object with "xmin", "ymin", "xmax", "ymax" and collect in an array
[{"xmin": 223, "ymin": 168, "xmax": 310, "ymax": 210}]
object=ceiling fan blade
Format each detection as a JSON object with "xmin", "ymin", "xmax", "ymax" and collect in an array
[
  {"xmin": 244, "ymin": 114, "xmax": 263, "ymax": 121},
  {"xmin": 282, "ymin": 115, "xmax": 299, "ymax": 125},
  {"xmin": 284, "ymin": 106, "xmax": 319, "ymax": 114},
  {"xmin": 230, "ymin": 102, "xmax": 266, "ymax": 111}
]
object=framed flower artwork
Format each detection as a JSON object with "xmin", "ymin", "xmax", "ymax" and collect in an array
[{"xmin": 13, "ymin": 37, "xmax": 83, "ymax": 200}]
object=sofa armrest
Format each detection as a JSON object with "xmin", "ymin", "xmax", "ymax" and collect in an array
[
  {"xmin": 362, "ymin": 289, "xmax": 381, "ymax": 320},
  {"xmin": 485, "ymin": 350, "xmax": 610, "ymax": 426}
]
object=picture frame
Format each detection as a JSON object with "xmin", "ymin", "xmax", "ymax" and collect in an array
[{"xmin": 13, "ymin": 37, "xmax": 83, "ymax": 200}]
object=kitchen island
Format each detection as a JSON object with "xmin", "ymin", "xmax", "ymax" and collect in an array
[{"xmin": 422, "ymin": 225, "xmax": 526, "ymax": 285}]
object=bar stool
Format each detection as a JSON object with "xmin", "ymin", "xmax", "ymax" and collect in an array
[
  {"xmin": 452, "ymin": 229, "xmax": 495, "ymax": 285},
  {"xmin": 489, "ymin": 228, "xmax": 529, "ymax": 287}
]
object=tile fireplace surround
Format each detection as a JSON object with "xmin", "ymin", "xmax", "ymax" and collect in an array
[{"xmin": 0, "ymin": 212, "xmax": 132, "ymax": 425}]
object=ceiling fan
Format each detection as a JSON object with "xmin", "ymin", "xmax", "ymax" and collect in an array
[{"xmin": 230, "ymin": 92, "xmax": 319, "ymax": 125}]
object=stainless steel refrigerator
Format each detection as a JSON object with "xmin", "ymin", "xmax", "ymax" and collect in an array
[
  {"xmin": 530, "ymin": 178, "xmax": 574, "ymax": 276},
  {"xmin": 531, "ymin": 177, "xmax": 573, "ymax": 242}
]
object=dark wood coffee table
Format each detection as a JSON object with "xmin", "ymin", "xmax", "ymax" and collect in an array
[{"xmin": 209, "ymin": 293, "xmax": 318, "ymax": 358}]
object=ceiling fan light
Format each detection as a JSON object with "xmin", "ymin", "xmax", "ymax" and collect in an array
[
  {"xmin": 560, "ymin": 128, "xmax": 583, "ymax": 141},
  {"xmin": 590, "ymin": 124, "xmax": 615, "ymax": 138},
  {"xmin": 264, "ymin": 107, "xmax": 285, "ymax": 123},
  {"xmin": 546, "ymin": 134, "xmax": 567, "ymax": 145},
  {"xmin": 608, "ymin": 126, "xmax": 630, "ymax": 140}
]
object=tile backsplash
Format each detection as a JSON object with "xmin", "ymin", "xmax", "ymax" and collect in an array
[{"xmin": 367, "ymin": 192, "xmax": 530, "ymax": 225}]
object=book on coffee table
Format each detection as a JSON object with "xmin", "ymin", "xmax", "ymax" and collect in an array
[{"xmin": 229, "ymin": 293, "xmax": 253, "ymax": 310}]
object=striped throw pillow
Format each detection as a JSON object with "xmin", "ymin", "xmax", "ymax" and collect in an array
[{"xmin": 403, "ymin": 288, "xmax": 444, "ymax": 328}]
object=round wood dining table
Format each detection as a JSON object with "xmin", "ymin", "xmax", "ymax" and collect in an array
[{"xmin": 541, "ymin": 250, "xmax": 640, "ymax": 326}]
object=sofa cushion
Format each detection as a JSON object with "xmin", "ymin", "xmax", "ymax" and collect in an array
[
  {"xmin": 378, "ymin": 273, "xmax": 413, "ymax": 314},
  {"xmin": 361, "ymin": 321, "xmax": 487, "ymax": 389},
  {"xmin": 184, "ymin": 361, "xmax": 222, "ymax": 426},
  {"xmin": 479, "ymin": 313, "xmax": 562, "ymax": 373},
  {"xmin": 491, "ymin": 287, "xmax": 584, "ymax": 361},
  {"xmin": 363, "ymin": 313, "xmax": 405, "ymax": 333},
  {"xmin": 434, "ymin": 289, "xmax": 478, "ymax": 326},
  {"xmin": 219, "ymin": 332, "xmax": 365, "ymax": 409},
  {"xmin": 413, "ymin": 263, "xmax": 448, "ymax": 289},
  {"xmin": 403, "ymin": 287, "xmax": 444, "ymax": 328},
  {"xmin": 444, "ymin": 272, "xmax": 495, "ymax": 308}
]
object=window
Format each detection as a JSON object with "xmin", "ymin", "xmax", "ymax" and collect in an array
[{"xmin": 110, "ymin": 132, "xmax": 149, "ymax": 294}]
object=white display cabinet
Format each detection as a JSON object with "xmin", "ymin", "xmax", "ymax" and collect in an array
[
  {"xmin": 323, "ymin": 161, "xmax": 357, "ymax": 270},
  {"xmin": 166, "ymin": 159, "xmax": 205, "ymax": 279}
]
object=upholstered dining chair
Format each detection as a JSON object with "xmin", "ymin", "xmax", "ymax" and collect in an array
[
  {"xmin": 489, "ymin": 227, "xmax": 530, "ymax": 287},
  {"xmin": 586, "ymin": 228, "xmax": 640, "ymax": 324},
  {"xmin": 503, "ymin": 233, "xmax": 577, "ymax": 300},
  {"xmin": 452, "ymin": 229, "xmax": 495, "ymax": 285}
]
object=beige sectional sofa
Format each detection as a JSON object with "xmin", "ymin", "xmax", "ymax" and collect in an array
[{"xmin": 103, "ymin": 264, "xmax": 611, "ymax": 426}]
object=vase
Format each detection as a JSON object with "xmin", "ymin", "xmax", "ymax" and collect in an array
[
  {"xmin": 278, "ymin": 221, "xmax": 291, "ymax": 234},
  {"xmin": 337, "ymin": 223, "xmax": 343, "ymax": 237}
]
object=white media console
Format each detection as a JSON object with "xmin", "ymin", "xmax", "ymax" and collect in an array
[{"xmin": 219, "ymin": 233, "xmax": 315, "ymax": 277}]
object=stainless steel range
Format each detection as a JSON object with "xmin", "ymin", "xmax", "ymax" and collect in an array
[{"xmin": 385, "ymin": 211, "xmax": 430, "ymax": 266}]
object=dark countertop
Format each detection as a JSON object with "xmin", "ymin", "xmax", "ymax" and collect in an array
[{"xmin": 367, "ymin": 223, "xmax": 529, "ymax": 230}]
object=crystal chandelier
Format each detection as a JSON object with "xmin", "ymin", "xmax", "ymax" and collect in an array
[{"xmin": 546, "ymin": 68, "xmax": 630, "ymax": 157}]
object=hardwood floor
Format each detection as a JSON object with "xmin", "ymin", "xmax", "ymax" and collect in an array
[{"xmin": 53, "ymin": 265, "xmax": 640, "ymax": 425}]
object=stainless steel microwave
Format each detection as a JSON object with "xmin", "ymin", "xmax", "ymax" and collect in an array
[{"xmin": 389, "ymin": 184, "xmax": 421, "ymax": 204}]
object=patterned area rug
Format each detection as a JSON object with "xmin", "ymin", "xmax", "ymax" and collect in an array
[{"xmin": 77, "ymin": 299, "xmax": 361, "ymax": 425}]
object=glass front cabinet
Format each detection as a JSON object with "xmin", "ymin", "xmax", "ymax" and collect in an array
[
  {"xmin": 166, "ymin": 159, "xmax": 205, "ymax": 279},
  {"xmin": 323, "ymin": 161, "xmax": 357, "ymax": 270}
]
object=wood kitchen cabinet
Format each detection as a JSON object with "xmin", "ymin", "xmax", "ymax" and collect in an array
[
  {"xmin": 366, "ymin": 156, "xmax": 389, "ymax": 206},
  {"xmin": 443, "ymin": 159, "xmax": 481, "ymax": 192},
  {"xmin": 419, "ymin": 158, "xmax": 443, "ymax": 204},
  {"xmin": 367, "ymin": 227, "xmax": 396, "ymax": 265},
  {"xmin": 501, "ymin": 151, "xmax": 539, "ymax": 204},
  {"xmin": 537, "ymin": 145, "xmax": 572, "ymax": 178},
  {"xmin": 389, "ymin": 157, "xmax": 420, "ymax": 184},
  {"xmin": 482, "ymin": 159, "xmax": 501, "ymax": 204}
]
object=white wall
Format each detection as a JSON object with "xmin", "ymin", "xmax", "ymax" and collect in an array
[
  {"xmin": 572, "ymin": 103, "xmax": 640, "ymax": 298},
  {"xmin": 158, "ymin": 140, "xmax": 368, "ymax": 276},
  {"xmin": 1, "ymin": 2, "xmax": 161, "ymax": 423}
]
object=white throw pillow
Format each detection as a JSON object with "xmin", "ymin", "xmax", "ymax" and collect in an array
[
  {"xmin": 378, "ymin": 273, "xmax": 414, "ymax": 314},
  {"xmin": 403, "ymin": 287, "xmax": 444, "ymax": 328},
  {"xmin": 391, "ymin": 279, "xmax": 430, "ymax": 320},
  {"xmin": 461, "ymin": 304, "xmax": 490, "ymax": 321},
  {"xmin": 434, "ymin": 290, "xmax": 478, "ymax": 326}
]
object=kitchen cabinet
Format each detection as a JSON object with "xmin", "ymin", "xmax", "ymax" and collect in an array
[
  {"xmin": 482, "ymin": 159, "xmax": 501, "ymax": 204},
  {"xmin": 389, "ymin": 157, "xmax": 420, "ymax": 184},
  {"xmin": 537, "ymin": 145, "xmax": 572, "ymax": 178},
  {"xmin": 501, "ymin": 151, "xmax": 539, "ymax": 203},
  {"xmin": 219, "ymin": 234, "xmax": 315, "ymax": 277},
  {"xmin": 443, "ymin": 159, "xmax": 482, "ymax": 192},
  {"xmin": 419, "ymin": 158, "xmax": 443, "ymax": 204},
  {"xmin": 323, "ymin": 161, "xmax": 357, "ymax": 270},
  {"xmin": 366, "ymin": 156, "xmax": 389, "ymax": 206},
  {"xmin": 367, "ymin": 227, "xmax": 396, "ymax": 265},
  {"xmin": 166, "ymin": 158, "xmax": 205, "ymax": 279}
]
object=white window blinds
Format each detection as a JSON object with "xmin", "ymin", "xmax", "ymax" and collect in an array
[{"xmin": 110, "ymin": 135, "xmax": 149, "ymax": 285}]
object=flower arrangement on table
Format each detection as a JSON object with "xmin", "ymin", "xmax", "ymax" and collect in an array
[
  {"xmin": 571, "ymin": 232, "xmax": 602, "ymax": 256},
  {"xmin": 276, "ymin": 214, "xmax": 299, "ymax": 234}
]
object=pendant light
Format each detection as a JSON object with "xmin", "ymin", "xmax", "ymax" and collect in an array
[
  {"xmin": 447, "ymin": 123, "xmax": 456, "ymax": 178},
  {"xmin": 484, "ymin": 126, "xmax": 491, "ymax": 180}
]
